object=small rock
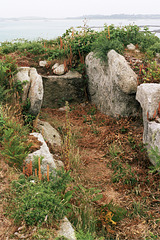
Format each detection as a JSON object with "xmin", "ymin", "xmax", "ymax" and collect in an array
[
  {"xmin": 14, "ymin": 232, "xmax": 29, "ymax": 239},
  {"xmin": 17, "ymin": 225, "xmax": 26, "ymax": 231},
  {"xmin": 58, "ymin": 106, "xmax": 68, "ymax": 111},
  {"xmin": 53, "ymin": 64, "xmax": 65, "ymax": 75},
  {"xmin": 156, "ymin": 53, "xmax": 160, "ymax": 58},
  {"xmin": 135, "ymin": 49, "xmax": 140, "ymax": 53},
  {"xmin": 127, "ymin": 43, "xmax": 136, "ymax": 51},
  {"xmin": 52, "ymin": 63, "xmax": 59, "ymax": 70},
  {"xmin": 39, "ymin": 60, "xmax": 48, "ymax": 67},
  {"xmin": 57, "ymin": 217, "xmax": 76, "ymax": 240}
]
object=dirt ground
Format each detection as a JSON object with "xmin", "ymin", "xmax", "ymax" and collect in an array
[{"xmin": 39, "ymin": 104, "xmax": 160, "ymax": 239}]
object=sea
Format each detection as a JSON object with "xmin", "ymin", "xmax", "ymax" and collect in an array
[{"xmin": 0, "ymin": 18, "xmax": 160, "ymax": 43}]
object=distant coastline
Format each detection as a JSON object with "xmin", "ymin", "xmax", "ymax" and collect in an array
[
  {"xmin": 1, "ymin": 14, "xmax": 160, "ymax": 21},
  {"xmin": 1, "ymin": 16, "xmax": 160, "ymax": 42}
]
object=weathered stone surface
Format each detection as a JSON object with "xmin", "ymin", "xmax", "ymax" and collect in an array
[
  {"xmin": 53, "ymin": 64, "xmax": 65, "ymax": 75},
  {"xmin": 15, "ymin": 67, "xmax": 30, "ymax": 102},
  {"xmin": 136, "ymin": 83, "xmax": 160, "ymax": 142},
  {"xmin": 146, "ymin": 121, "xmax": 160, "ymax": 166},
  {"xmin": 25, "ymin": 132, "xmax": 57, "ymax": 175},
  {"xmin": 57, "ymin": 217, "xmax": 76, "ymax": 240},
  {"xmin": 136, "ymin": 83, "xmax": 160, "ymax": 166},
  {"xmin": 42, "ymin": 70, "xmax": 85, "ymax": 108},
  {"xmin": 37, "ymin": 120, "xmax": 62, "ymax": 147},
  {"xmin": 39, "ymin": 60, "xmax": 47, "ymax": 67},
  {"xmin": 28, "ymin": 68, "xmax": 43, "ymax": 116},
  {"xmin": 52, "ymin": 63, "xmax": 59, "ymax": 70},
  {"xmin": 15, "ymin": 67, "xmax": 43, "ymax": 116},
  {"xmin": 127, "ymin": 43, "xmax": 136, "ymax": 51},
  {"xmin": 85, "ymin": 50, "xmax": 139, "ymax": 117},
  {"xmin": 55, "ymin": 159, "xmax": 64, "ymax": 170}
]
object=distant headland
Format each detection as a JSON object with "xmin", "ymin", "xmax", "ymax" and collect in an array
[{"xmin": 1, "ymin": 14, "xmax": 160, "ymax": 21}]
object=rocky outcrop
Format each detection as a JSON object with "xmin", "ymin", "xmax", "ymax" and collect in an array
[
  {"xmin": 25, "ymin": 132, "xmax": 57, "ymax": 175},
  {"xmin": 37, "ymin": 120, "xmax": 64, "ymax": 169},
  {"xmin": 25, "ymin": 132, "xmax": 75, "ymax": 238},
  {"xmin": 15, "ymin": 67, "xmax": 43, "ymax": 116},
  {"xmin": 42, "ymin": 70, "xmax": 85, "ymax": 108},
  {"xmin": 136, "ymin": 83, "xmax": 160, "ymax": 166},
  {"xmin": 85, "ymin": 50, "xmax": 140, "ymax": 117}
]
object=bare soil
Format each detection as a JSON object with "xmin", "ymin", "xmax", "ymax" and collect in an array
[{"xmin": 39, "ymin": 104, "xmax": 160, "ymax": 239}]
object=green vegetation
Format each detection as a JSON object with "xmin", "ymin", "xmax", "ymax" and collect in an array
[
  {"xmin": 7, "ymin": 170, "xmax": 72, "ymax": 226},
  {"xmin": 0, "ymin": 24, "xmax": 160, "ymax": 67},
  {"xmin": 0, "ymin": 24, "xmax": 160, "ymax": 239},
  {"xmin": 149, "ymin": 146, "xmax": 160, "ymax": 173}
]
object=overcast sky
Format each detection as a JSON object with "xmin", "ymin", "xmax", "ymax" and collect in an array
[{"xmin": 0, "ymin": 0, "xmax": 160, "ymax": 18}]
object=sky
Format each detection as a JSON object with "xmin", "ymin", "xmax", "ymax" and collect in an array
[{"xmin": 0, "ymin": 0, "xmax": 160, "ymax": 18}]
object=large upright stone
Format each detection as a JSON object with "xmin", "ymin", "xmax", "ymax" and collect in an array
[
  {"xmin": 136, "ymin": 83, "xmax": 160, "ymax": 142},
  {"xmin": 42, "ymin": 70, "xmax": 85, "ymax": 108},
  {"xmin": 28, "ymin": 68, "xmax": 43, "ymax": 116},
  {"xmin": 85, "ymin": 50, "xmax": 139, "ymax": 117},
  {"xmin": 136, "ymin": 83, "xmax": 160, "ymax": 166},
  {"xmin": 15, "ymin": 67, "xmax": 31, "ymax": 102},
  {"xmin": 15, "ymin": 67, "xmax": 43, "ymax": 116}
]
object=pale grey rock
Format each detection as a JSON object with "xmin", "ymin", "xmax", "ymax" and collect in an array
[
  {"xmin": 136, "ymin": 83, "xmax": 160, "ymax": 166},
  {"xmin": 136, "ymin": 83, "xmax": 160, "ymax": 121},
  {"xmin": 28, "ymin": 68, "xmax": 43, "ymax": 116},
  {"xmin": 15, "ymin": 67, "xmax": 30, "ymax": 102},
  {"xmin": 58, "ymin": 106, "xmax": 68, "ymax": 111},
  {"xmin": 156, "ymin": 53, "xmax": 160, "ymax": 58},
  {"xmin": 26, "ymin": 132, "xmax": 57, "ymax": 175},
  {"xmin": 42, "ymin": 70, "xmax": 85, "ymax": 108},
  {"xmin": 53, "ymin": 64, "xmax": 65, "ymax": 75},
  {"xmin": 127, "ymin": 43, "xmax": 136, "ymax": 51},
  {"xmin": 52, "ymin": 63, "xmax": 59, "ymax": 70},
  {"xmin": 57, "ymin": 217, "xmax": 76, "ymax": 240},
  {"xmin": 85, "ymin": 50, "xmax": 139, "ymax": 117},
  {"xmin": 39, "ymin": 60, "xmax": 47, "ymax": 67},
  {"xmin": 136, "ymin": 83, "xmax": 160, "ymax": 142},
  {"xmin": 146, "ymin": 121, "xmax": 160, "ymax": 166},
  {"xmin": 37, "ymin": 120, "xmax": 62, "ymax": 147},
  {"xmin": 55, "ymin": 160, "xmax": 65, "ymax": 170},
  {"xmin": 15, "ymin": 67, "xmax": 43, "ymax": 116}
]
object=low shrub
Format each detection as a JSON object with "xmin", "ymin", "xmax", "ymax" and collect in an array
[
  {"xmin": 91, "ymin": 35, "xmax": 124, "ymax": 63},
  {"xmin": 0, "ymin": 105, "xmax": 31, "ymax": 169},
  {"xmin": 7, "ymin": 170, "xmax": 72, "ymax": 226}
]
